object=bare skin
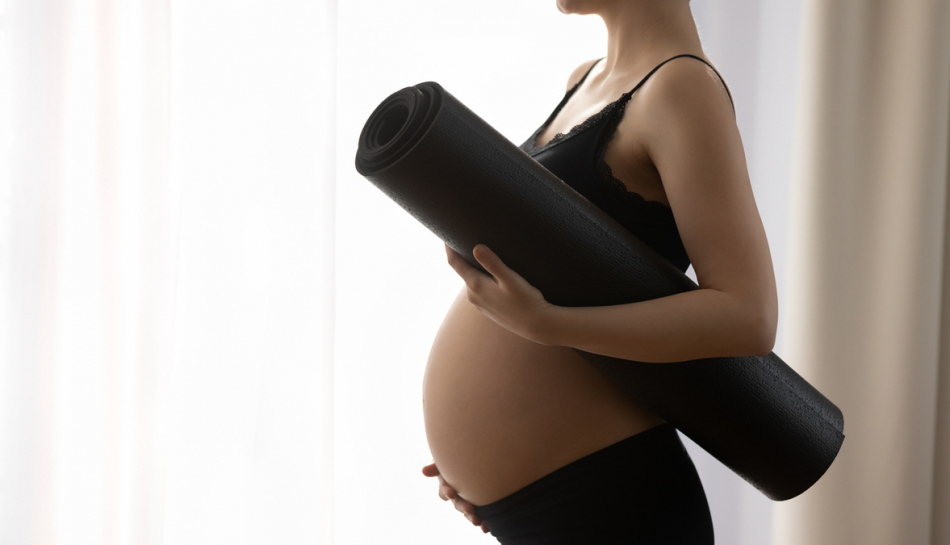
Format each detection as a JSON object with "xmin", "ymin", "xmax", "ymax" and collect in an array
[{"xmin": 423, "ymin": 0, "xmax": 777, "ymax": 531}]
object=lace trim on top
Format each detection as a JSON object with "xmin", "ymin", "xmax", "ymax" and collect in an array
[
  {"xmin": 592, "ymin": 98, "xmax": 678, "ymax": 225},
  {"xmin": 527, "ymin": 94, "xmax": 626, "ymax": 153},
  {"xmin": 525, "ymin": 90, "xmax": 678, "ymax": 224}
]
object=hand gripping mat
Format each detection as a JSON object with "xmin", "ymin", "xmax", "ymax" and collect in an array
[{"xmin": 354, "ymin": 81, "xmax": 844, "ymax": 501}]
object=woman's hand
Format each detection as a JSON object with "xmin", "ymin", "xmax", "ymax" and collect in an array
[
  {"xmin": 445, "ymin": 243, "xmax": 554, "ymax": 344},
  {"xmin": 422, "ymin": 462, "xmax": 490, "ymax": 534}
]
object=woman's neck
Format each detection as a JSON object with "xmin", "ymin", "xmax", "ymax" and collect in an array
[{"xmin": 596, "ymin": 0, "xmax": 703, "ymax": 79}]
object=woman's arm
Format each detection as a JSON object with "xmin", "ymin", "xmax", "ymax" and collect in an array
[
  {"xmin": 537, "ymin": 287, "xmax": 773, "ymax": 362},
  {"xmin": 535, "ymin": 58, "xmax": 777, "ymax": 363}
]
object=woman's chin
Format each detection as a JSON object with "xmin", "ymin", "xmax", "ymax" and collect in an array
[{"xmin": 556, "ymin": 0, "xmax": 601, "ymax": 16}]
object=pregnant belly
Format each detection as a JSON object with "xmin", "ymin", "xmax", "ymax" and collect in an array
[{"xmin": 422, "ymin": 287, "xmax": 665, "ymax": 506}]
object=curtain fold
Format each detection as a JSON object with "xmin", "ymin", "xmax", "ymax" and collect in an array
[
  {"xmin": 935, "ymin": 140, "xmax": 950, "ymax": 545},
  {"xmin": 775, "ymin": 1, "xmax": 950, "ymax": 544}
]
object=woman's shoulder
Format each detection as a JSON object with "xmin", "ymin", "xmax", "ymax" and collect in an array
[
  {"xmin": 632, "ymin": 55, "xmax": 734, "ymax": 123},
  {"xmin": 563, "ymin": 58, "xmax": 603, "ymax": 93}
]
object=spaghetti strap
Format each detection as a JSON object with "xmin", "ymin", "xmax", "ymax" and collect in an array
[
  {"xmin": 574, "ymin": 57, "xmax": 606, "ymax": 90},
  {"xmin": 625, "ymin": 53, "xmax": 735, "ymax": 114}
]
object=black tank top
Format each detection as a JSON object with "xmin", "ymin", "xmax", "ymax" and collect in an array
[{"xmin": 519, "ymin": 54, "xmax": 734, "ymax": 273}]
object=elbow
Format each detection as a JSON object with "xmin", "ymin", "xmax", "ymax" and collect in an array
[
  {"xmin": 751, "ymin": 330, "xmax": 775, "ymax": 357},
  {"xmin": 748, "ymin": 305, "xmax": 777, "ymax": 357}
]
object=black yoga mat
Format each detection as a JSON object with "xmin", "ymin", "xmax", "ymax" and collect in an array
[{"xmin": 354, "ymin": 81, "xmax": 844, "ymax": 501}]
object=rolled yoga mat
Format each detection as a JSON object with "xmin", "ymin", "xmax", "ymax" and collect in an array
[{"xmin": 354, "ymin": 81, "xmax": 844, "ymax": 501}]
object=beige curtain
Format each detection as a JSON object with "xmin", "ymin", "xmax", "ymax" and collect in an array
[{"xmin": 774, "ymin": 1, "xmax": 950, "ymax": 544}]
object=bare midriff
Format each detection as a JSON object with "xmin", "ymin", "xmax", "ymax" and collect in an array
[{"xmin": 422, "ymin": 286, "xmax": 666, "ymax": 507}]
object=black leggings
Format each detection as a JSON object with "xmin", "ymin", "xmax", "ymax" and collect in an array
[{"xmin": 471, "ymin": 423, "xmax": 715, "ymax": 544}]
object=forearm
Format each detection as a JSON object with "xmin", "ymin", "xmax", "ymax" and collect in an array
[{"xmin": 537, "ymin": 288, "xmax": 773, "ymax": 363}]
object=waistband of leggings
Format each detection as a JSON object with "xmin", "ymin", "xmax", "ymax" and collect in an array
[{"xmin": 471, "ymin": 423, "xmax": 685, "ymax": 519}]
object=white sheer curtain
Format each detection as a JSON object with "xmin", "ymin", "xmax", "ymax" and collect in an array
[
  {"xmin": 1, "ymin": 1, "xmax": 334, "ymax": 543},
  {"xmin": 1, "ymin": 1, "xmax": 801, "ymax": 544}
]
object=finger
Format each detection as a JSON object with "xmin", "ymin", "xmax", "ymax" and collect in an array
[
  {"xmin": 436, "ymin": 476, "xmax": 449, "ymax": 501},
  {"xmin": 421, "ymin": 463, "xmax": 439, "ymax": 477},
  {"xmin": 453, "ymin": 499, "xmax": 474, "ymax": 517},
  {"xmin": 471, "ymin": 244, "xmax": 510, "ymax": 284},
  {"xmin": 445, "ymin": 243, "xmax": 483, "ymax": 285},
  {"xmin": 464, "ymin": 510, "xmax": 482, "ymax": 526},
  {"xmin": 481, "ymin": 522, "xmax": 490, "ymax": 533},
  {"xmin": 442, "ymin": 486, "xmax": 457, "ymax": 501}
]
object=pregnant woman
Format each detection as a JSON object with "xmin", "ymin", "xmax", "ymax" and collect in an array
[{"xmin": 421, "ymin": 0, "xmax": 777, "ymax": 542}]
